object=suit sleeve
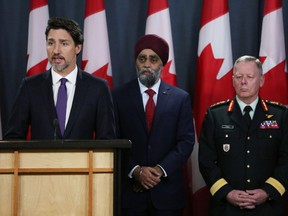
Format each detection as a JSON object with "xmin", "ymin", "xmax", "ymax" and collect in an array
[
  {"xmin": 4, "ymin": 78, "xmax": 30, "ymax": 140},
  {"xmin": 158, "ymin": 93, "xmax": 195, "ymax": 175},
  {"xmin": 95, "ymin": 81, "xmax": 116, "ymax": 139}
]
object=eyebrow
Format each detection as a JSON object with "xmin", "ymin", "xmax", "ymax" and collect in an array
[
  {"xmin": 47, "ymin": 38, "xmax": 70, "ymax": 43},
  {"xmin": 139, "ymin": 54, "xmax": 159, "ymax": 58}
]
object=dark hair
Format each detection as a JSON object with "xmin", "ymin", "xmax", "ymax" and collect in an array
[{"xmin": 45, "ymin": 17, "xmax": 84, "ymax": 45}]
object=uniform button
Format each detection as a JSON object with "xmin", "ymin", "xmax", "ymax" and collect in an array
[
  {"xmin": 247, "ymin": 136, "xmax": 250, "ymax": 140},
  {"xmin": 247, "ymin": 179, "xmax": 250, "ymax": 183},
  {"xmin": 247, "ymin": 150, "xmax": 250, "ymax": 154},
  {"xmin": 247, "ymin": 165, "xmax": 250, "ymax": 168},
  {"xmin": 225, "ymin": 134, "xmax": 228, "ymax": 138},
  {"xmin": 269, "ymin": 135, "xmax": 272, "ymax": 138}
]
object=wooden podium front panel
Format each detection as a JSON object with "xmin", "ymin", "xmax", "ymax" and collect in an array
[
  {"xmin": 0, "ymin": 152, "xmax": 14, "ymax": 215},
  {"xmin": 19, "ymin": 175, "xmax": 88, "ymax": 215},
  {"xmin": 0, "ymin": 150, "xmax": 114, "ymax": 216},
  {"xmin": 93, "ymin": 173, "xmax": 113, "ymax": 216},
  {"xmin": 0, "ymin": 174, "xmax": 13, "ymax": 214}
]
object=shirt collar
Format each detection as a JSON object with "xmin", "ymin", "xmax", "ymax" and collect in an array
[
  {"xmin": 138, "ymin": 78, "xmax": 161, "ymax": 95},
  {"xmin": 52, "ymin": 66, "xmax": 78, "ymax": 85},
  {"xmin": 236, "ymin": 96, "xmax": 258, "ymax": 114}
]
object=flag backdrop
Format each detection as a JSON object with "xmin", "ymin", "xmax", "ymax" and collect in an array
[
  {"xmin": 259, "ymin": 0, "xmax": 288, "ymax": 105},
  {"xmin": 26, "ymin": 0, "xmax": 49, "ymax": 76},
  {"xmin": 145, "ymin": 0, "xmax": 177, "ymax": 86},
  {"xmin": 82, "ymin": 0, "xmax": 113, "ymax": 89},
  {"xmin": 190, "ymin": 0, "xmax": 235, "ymax": 215}
]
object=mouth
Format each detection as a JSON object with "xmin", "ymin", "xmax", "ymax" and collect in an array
[
  {"xmin": 140, "ymin": 69, "xmax": 153, "ymax": 75},
  {"xmin": 52, "ymin": 56, "xmax": 64, "ymax": 64},
  {"xmin": 240, "ymin": 87, "xmax": 249, "ymax": 92}
]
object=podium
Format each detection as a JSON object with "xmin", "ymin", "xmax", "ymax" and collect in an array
[{"xmin": 0, "ymin": 139, "xmax": 131, "ymax": 216}]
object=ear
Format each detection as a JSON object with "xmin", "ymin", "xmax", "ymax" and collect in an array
[
  {"xmin": 75, "ymin": 44, "xmax": 82, "ymax": 55},
  {"xmin": 260, "ymin": 74, "xmax": 265, "ymax": 87}
]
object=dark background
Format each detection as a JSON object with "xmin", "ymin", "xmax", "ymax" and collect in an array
[{"xmin": 0, "ymin": 0, "xmax": 288, "ymax": 134}]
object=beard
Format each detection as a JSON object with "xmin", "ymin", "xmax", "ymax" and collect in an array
[
  {"xmin": 50, "ymin": 55, "xmax": 70, "ymax": 72},
  {"xmin": 137, "ymin": 67, "xmax": 161, "ymax": 88},
  {"xmin": 52, "ymin": 63, "xmax": 69, "ymax": 72}
]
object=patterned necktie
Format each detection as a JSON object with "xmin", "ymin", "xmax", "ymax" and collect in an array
[
  {"xmin": 145, "ymin": 89, "xmax": 156, "ymax": 132},
  {"xmin": 56, "ymin": 78, "xmax": 67, "ymax": 135},
  {"xmin": 244, "ymin": 105, "xmax": 252, "ymax": 126}
]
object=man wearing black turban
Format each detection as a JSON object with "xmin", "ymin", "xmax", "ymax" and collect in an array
[{"xmin": 112, "ymin": 34, "xmax": 195, "ymax": 216}]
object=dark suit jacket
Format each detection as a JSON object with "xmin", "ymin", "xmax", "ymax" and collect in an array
[
  {"xmin": 4, "ymin": 69, "xmax": 116, "ymax": 140},
  {"xmin": 199, "ymin": 98, "xmax": 288, "ymax": 216},
  {"xmin": 112, "ymin": 79, "xmax": 195, "ymax": 210}
]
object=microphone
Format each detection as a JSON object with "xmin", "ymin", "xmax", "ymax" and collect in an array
[{"xmin": 53, "ymin": 118, "xmax": 59, "ymax": 140}]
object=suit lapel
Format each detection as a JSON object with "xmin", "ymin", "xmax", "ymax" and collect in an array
[
  {"xmin": 128, "ymin": 80, "xmax": 147, "ymax": 131},
  {"xmin": 249, "ymin": 101, "xmax": 266, "ymax": 133},
  {"xmin": 64, "ymin": 70, "xmax": 87, "ymax": 135},
  {"xmin": 41, "ymin": 71, "xmax": 58, "ymax": 121},
  {"xmin": 151, "ymin": 82, "xmax": 170, "ymax": 131},
  {"xmin": 231, "ymin": 99, "xmax": 266, "ymax": 133},
  {"xmin": 230, "ymin": 100, "xmax": 248, "ymax": 130}
]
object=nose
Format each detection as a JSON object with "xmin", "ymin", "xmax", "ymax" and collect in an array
[
  {"xmin": 241, "ymin": 76, "xmax": 247, "ymax": 84},
  {"xmin": 52, "ymin": 43, "xmax": 61, "ymax": 54},
  {"xmin": 143, "ymin": 59, "xmax": 152, "ymax": 68}
]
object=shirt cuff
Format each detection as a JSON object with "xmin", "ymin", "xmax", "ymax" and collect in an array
[
  {"xmin": 128, "ymin": 165, "xmax": 140, "ymax": 178},
  {"xmin": 157, "ymin": 164, "xmax": 167, "ymax": 177}
]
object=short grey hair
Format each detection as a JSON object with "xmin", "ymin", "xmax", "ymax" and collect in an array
[{"xmin": 233, "ymin": 55, "xmax": 263, "ymax": 75}]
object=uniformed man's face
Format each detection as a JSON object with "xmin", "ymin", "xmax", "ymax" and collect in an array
[
  {"xmin": 136, "ymin": 49, "xmax": 163, "ymax": 88},
  {"xmin": 233, "ymin": 61, "xmax": 264, "ymax": 104}
]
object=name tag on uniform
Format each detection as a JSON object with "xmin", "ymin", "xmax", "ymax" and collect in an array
[{"xmin": 222, "ymin": 125, "xmax": 234, "ymax": 129}]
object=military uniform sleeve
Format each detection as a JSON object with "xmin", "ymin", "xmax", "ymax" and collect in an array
[
  {"xmin": 198, "ymin": 107, "xmax": 233, "ymax": 201},
  {"xmin": 261, "ymin": 105, "xmax": 288, "ymax": 200}
]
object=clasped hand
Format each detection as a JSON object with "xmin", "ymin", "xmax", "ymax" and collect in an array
[
  {"xmin": 133, "ymin": 166, "xmax": 163, "ymax": 192},
  {"xmin": 226, "ymin": 189, "xmax": 269, "ymax": 209}
]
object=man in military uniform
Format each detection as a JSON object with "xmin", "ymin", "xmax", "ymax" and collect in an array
[{"xmin": 199, "ymin": 55, "xmax": 288, "ymax": 216}]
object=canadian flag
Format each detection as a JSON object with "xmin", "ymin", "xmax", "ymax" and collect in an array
[
  {"xmin": 145, "ymin": 0, "xmax": 177, "ymax": 86},
  {"xmin": 26, "ymin": 0, "xmax": 49, "ymax": 76},
  {"xmin": 259, "ymin": 0, "xmax": 288, "ymax": 105},
  {"xmin": 82, "ymin": 0, "xmax": 113, "ymax": 89},
  {"xmin": 189, "ymin": 0, "xmax": 234, "ymax": 216}
]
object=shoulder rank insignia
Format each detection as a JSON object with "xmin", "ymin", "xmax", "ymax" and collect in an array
[
  {"xmin": 210, "ymin": 99, "xmax": 231, "ymax": 108},
  {"xmin": 264, "ymin": 100, "xmax": 286, "ymax": 108}
]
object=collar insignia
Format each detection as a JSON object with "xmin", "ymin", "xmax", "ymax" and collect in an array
[
  {"xmin": 261, "ymin": 100, "xmax": 268, "ymax": 112},
  {"xmin": 227, "ymin": 100, "xmax": 234, "ymax": 112}
]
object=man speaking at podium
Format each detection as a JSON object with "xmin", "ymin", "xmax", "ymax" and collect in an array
[{"xmin": 4, "ymin": 17, "xmax": 115, "ymax": 140}]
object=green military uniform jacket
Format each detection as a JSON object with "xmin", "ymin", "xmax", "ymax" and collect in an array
[{"xmin": 199, "ymin": 98, "xmax": 288, "ymax": 216}]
